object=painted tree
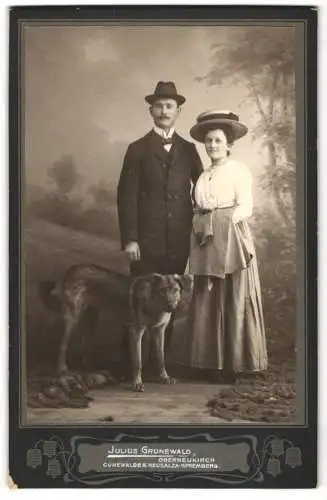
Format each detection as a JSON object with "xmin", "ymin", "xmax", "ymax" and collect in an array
[
  {"xmin": 48, "ymin": 154, "xmax": 79, "ymax": 196},
  {"xmin": 87, "ymin": 181, "xmax": 116, "ymax": 211},
  {"xmin": 197, "ymin": 26, "xmax": 296, "ymax": 226}
]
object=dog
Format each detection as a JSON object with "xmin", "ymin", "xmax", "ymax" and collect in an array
[
  {"xmin": 128, "ymin": 273, "xmax": 192, "ymax": 391},
  {"xmin": 39, "ymin": 264, "xmax": 193, "ymax": 392}
]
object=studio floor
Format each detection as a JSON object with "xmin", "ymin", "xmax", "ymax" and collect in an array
[{"xmin": 25, "ymin": 380, "xmax": 236, "ymax": 425}]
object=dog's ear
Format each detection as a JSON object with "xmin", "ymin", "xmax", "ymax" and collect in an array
[
  {"xmin": 149, "ymin": 273, "xmax": 166, "ymax": 288},
  {"xmin": 174, "ymin": 274, "xmax": 194, "ymax": 293}
]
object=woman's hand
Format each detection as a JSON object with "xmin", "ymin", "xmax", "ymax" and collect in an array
[
  {"xmin": 232, "ymin": 206, "xmax": 251, "ymax": 224},
  {"xmin": 124, "ymin": 241, "xmax": 141, "ymax": 261},
  {"xmin": 232, "ymin": 209, "xmax": 242, "ymax": 224}
]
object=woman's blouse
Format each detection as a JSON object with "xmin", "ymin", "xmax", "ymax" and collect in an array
[{"xmin": 194, "ymin": 159, "xmax": 253, "ymax": 222}]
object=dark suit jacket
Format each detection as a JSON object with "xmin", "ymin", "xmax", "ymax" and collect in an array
[{"xmin": 117, "ymin": 130, "xmax": 203, "ymax": 263}]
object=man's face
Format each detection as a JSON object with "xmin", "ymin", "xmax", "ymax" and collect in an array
[{"xmin": 149, "ymin": 98, "xmax": 180, "ymax": 130}]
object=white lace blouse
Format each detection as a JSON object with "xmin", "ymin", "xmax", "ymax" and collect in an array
[{"xmin": 194, "ymin": 159, "xmax": 253, "ymax": 222}]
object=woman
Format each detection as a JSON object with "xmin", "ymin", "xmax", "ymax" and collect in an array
[{"xmin": 187, "ymin": 110, "xmax": 268, "ymax": 383}]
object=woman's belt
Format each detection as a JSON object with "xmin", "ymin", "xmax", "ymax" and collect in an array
[{"xmin": 193, "ymin": 204, "xmax": 235, "ymax": 215}]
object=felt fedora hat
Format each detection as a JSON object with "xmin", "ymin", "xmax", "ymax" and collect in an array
[
  {"xmin": 145, "ymin": 81, "xmax": 186, "ymax": 106},
  {"xmin": 190, "ymin": 110, "xmax": 248, "ymax": 143}
]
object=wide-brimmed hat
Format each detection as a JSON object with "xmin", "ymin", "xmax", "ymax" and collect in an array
[
  {"xmin": 190, "ymin": 110, "xmax": 248, "ymax": 143},
  {"xmin": 145, "ymin": 81, "xmax": 186, "ymax": 106}
]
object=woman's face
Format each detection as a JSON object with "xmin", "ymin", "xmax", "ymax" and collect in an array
[{"xmin": 204, "ymin": 128, "xmax": 229, "ymax": 161}]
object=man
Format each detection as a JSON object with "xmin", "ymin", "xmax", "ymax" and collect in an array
[{"xmin": 117, "ymin": 81, "xmax": 203, "ymax": 374}]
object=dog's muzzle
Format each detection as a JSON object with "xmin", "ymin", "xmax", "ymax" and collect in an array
[
  {"xmin": 164, "ymin": 290, "xmax": 181, "ymax": 311},
  {"xmin": 165, "ymin": 303, "xmax": 179, "ymax": 312}
]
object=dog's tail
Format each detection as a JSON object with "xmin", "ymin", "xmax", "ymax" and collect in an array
[{"xmin": 39, "ymin": 281, "xmax": 62, "ymax": 313}]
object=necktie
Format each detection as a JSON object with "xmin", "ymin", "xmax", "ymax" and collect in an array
[{"xmin": 162, "ymin": 137, "xmax": 173, "ymax": 146}]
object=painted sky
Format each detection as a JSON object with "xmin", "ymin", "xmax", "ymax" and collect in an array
[{"xmin": 24, "ymin": 24, "xmax": 273, "ymax": 194}]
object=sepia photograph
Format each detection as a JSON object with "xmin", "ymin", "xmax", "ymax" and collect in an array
[
  {"xmin": 7, "ymin": 4, "xmax": 318, "ymax": 488},
  {"xmin": 20, "ymin": 19, "xmax": 303, "ymax": 428}
]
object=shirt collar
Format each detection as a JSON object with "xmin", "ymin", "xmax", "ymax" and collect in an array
[{"xmin": 153, "ymin": 126, "xmax": 175, "ymax": 139}]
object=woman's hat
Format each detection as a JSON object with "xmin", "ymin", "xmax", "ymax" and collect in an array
[
  {"xmin": 190, "ymin": 110, "xmax": 248, "ymax": 143},
  {"xmin": 145, "ymin": 81, "xmax": 186, "ymax": 106}
]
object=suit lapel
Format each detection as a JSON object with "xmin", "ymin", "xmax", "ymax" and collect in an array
[
  {"xmin": 169, "ymin": 133, "xmax": 183, "ymax": 167},
  {"xmin": 147, "ymin": 130, "xmax": 170, "ymax": 164},
  {"xmin": 146, "ymin": 130, "xmax": 185, "ymax": 174}
]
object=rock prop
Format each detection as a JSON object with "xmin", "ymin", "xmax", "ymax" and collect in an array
[
  {"xmin": 206, "ymin": 359, "xmax": 296, "ymax": 423},
  {"xmin": 27, "ymin": 370, "xmax": 117, "ymax": 409}
]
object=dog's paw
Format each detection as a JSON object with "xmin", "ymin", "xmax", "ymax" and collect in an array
[
  {"xmin": 161, "ymin": 376, "xmax": 177, "ymax": 385},
  {"xmin": 58, "ymin": 365, "xmax": 68, "ymax": 376},
  {"xmin": 133, "ymin": 381, "xmax": 145, "ymax": 392}
]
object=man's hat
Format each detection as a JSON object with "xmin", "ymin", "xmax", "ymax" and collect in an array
[
  {"xmin": 145, "ymin": 81, "xmax": 186, "ymax": 106},
  {"xmin": 190, "ymin": 110, "xmax": 248, "ymax": 143}
]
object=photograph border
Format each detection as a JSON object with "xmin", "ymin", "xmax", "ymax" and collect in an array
[{"xmin": 9, "ymin": 5, "xmax": 317, "ymax": 488}]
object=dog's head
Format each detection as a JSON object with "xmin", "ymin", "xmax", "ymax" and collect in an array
[{"xmin": 130, "ymin": 273, "xmax": 193, "ymax": 315}]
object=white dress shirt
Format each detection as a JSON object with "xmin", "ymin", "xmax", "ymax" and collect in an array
[
  {"xmin": 194, "ymin": 159, "xmax": 253, "ymax": 222},
  {"xmin": 153, "ymin": 126, "xmax": 175, "ymax": 152}
]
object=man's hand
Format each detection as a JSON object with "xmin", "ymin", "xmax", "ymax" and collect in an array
[{"xmin": 124, "ymin": 241, "xmax": 141, "ymax": 261}]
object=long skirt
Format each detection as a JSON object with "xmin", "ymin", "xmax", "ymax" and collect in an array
[
  {"xmin": 187, "ymin": 261, "xmax": 268, "ymax": 372},
  {"xmin": 187, "ymin": 208, "xmax": 268, "ymax": 373}
]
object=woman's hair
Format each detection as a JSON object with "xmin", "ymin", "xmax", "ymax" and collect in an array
[{"xmin": 204, "ymin": 125, "xmax": 234, "ymax": 144}]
